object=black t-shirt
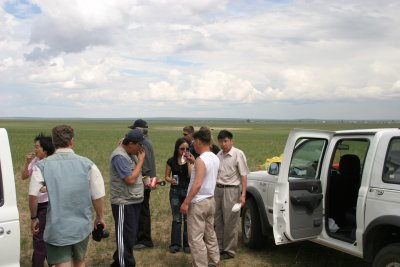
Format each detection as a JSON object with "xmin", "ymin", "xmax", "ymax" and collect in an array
[
  {"xmin": 190, "ymin": 142, "xmax": 220, "ymax": 158},
  {"xmin": 167, "ymin": 157, "xmax": 190, "ymax": 189},
  {"xmin": 211, "ymin": 144, "xmax": 220, "ymax": 155},
  {"xmin": 189, "ymin": 141, "xmax": 199, "ymax": 158}
]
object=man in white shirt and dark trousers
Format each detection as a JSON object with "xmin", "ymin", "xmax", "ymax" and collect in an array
[{"xmin": 180, "ymin": 129, "xmax": 220, "ymax": 267}]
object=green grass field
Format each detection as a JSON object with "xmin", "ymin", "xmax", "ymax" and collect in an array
[{"xmin": 2, "ymin": 118, "xmax": 392, "ymax": 266}]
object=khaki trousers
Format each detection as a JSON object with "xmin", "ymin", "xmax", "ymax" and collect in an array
[
  {"xmin": 188, "ymin": 197, "xmax": 220, "ymax": 267},
  {"xmin": 214, "ymin": 186, "xmax": 241, "ymax": 256}
]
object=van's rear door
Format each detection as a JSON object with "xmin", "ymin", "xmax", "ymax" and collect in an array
[
  {"xmin": 273, "ymin": 129, "xmax": 332, "ymax": 244},
  {"xmin": 0, "ymin": 128, "xmax": 20, "ymax": 266}
]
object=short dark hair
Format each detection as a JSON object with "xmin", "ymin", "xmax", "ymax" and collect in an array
[
  {"xmin": 199, "ymin": 126, "xmax": 211, "ymax": 134},
  {"xmin": 193, "ymin": 129, "xmax": 211, "ymax": 145},
  {"xmin": 34, "ymin": 133, "xmax": 55, "ymax": 156},
  {"xmin": 52, "ymin": 125, "xmax": 74, "ymax": 149},
  {"xmin": 183, "ymin": 126, "xmax": 194, "ymax": 134},
  {"xmin": 217, "ymin": 130, "xmax": 233, "ymax": 140}
]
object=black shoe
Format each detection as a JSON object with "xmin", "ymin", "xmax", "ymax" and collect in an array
[
  {"xmin": 169, "ymin": 246, "xmax": 180, "ymax": 253},
  {"xmin": 220, "ymin": 251, "xmax": 234, "ymax": 260},
  {"xmin": 183, "ymin": 246, "xmax": 191, "ymax": 254}
]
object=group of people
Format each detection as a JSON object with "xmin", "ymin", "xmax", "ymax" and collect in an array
[{"xmin": 23, "ymin": 120, "xmax": 249, "ymax": 267}]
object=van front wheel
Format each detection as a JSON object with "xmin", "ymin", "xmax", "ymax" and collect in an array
[
  {"xmin": 373, "ymin": 243, "xmax": 400, "ymax": 267},
  {"xmin": 241, "ymin": 198, "xmax": 263, "ymax": 248}
]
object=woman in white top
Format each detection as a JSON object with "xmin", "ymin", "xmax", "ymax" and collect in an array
[{"xmin": 21, "ymin": 133, "xmax": 54, "ymax": 267}]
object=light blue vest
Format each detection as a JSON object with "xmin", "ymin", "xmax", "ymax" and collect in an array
[{"xmin": 36, "ymin": 151, "xmax": 93, "ymax": 246}]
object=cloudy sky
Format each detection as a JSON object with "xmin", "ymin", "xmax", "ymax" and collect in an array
[{"xmin": 1, "ymin": 0, "xmax": 399, "ymax": 120}]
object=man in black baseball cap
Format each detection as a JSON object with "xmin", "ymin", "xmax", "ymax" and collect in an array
[{"xmin": 129, "ymin": 119, "xmax": 157, "ymax": 250}]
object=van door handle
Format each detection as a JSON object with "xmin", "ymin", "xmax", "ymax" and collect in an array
[{"xmin": 369, "ymin": 188, "xmax": 384, "ymax": 195}]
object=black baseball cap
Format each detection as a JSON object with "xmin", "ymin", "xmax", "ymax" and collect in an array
[{"xmin": 128, "ymin": 119, "xmax": 148, "ymax": 129}]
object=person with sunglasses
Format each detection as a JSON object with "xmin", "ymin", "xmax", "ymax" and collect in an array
[
  {"xmin": 183, "ymin": 126, "xmax": 198, "ymax": 158},
  {"xmin": 164, "ymin": 137, "xmax": 194, "ymax": 254}
]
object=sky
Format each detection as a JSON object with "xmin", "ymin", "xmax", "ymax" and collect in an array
[{"xmin": 1, "ymin": 0, "xmax": 400, "ymax": 120}]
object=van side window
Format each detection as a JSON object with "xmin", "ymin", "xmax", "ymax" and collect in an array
[
  {"xmin": 289, "ymin": 138, "xmax": 327, "ymax": 180},
  {"xmin": 383, "ymin": 138, "xmax": 400, "ymax": 184}
]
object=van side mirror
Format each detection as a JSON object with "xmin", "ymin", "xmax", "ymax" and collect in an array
[{"xmin": 268, "ymin": 162, "xmax": 280, "ymax": 175}]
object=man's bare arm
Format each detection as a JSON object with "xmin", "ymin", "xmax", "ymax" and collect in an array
[{"xmin": 180, "ymin": 157, "xmax": 205, "ymax": 215}]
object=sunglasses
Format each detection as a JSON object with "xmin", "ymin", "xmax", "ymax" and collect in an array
[
  {"xmin": 179, "ymin": 147, "xmax": 189, "ymax": 151},
  {"xmin": 182, "ymin": 133, "xmax": 188, "ymax": 136}
]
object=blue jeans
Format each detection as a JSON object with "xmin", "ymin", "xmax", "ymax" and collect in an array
[{"xmin": 169, "ymin": 187, "xmax": 189, "ymax": 248}]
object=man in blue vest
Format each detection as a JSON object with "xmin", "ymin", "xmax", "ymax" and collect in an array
[{"xmin": 29, "ymin": 124, "xmax": 106, "ymax": 267}]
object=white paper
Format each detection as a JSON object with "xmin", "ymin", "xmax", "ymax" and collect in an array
[{"xmin": 232, "ymin": 203, "xmax": 241, "ymax": 212}]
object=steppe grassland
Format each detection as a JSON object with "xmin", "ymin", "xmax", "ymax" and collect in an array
[{"xmin": 2, "ymin": 119, "xmax": 388, "ymax": 266}]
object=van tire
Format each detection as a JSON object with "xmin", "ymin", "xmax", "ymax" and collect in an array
[
  {"xmin": 242, "ymin": 198, "xmax": 264, "ymax": 248},
  {"xmin": 373, "ymin": 243, "xmax": 400, "ymax": 267}
]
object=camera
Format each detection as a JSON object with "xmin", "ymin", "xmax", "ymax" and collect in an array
[
  {"xmin": 92, "ymin": 223, "xmax": 109, "ymax": 242},
  {"xmin": 157, "ymin": 179, "xmax": 166, "ymax": 186}
]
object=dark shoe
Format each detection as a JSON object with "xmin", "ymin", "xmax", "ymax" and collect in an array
[
  {"xmin": 183, "ymin": 246, "xmax": 191, "ymax": 254},
  {"xmin": 220, "ymin": 251, "xmax": 234, "ymax": 260},
  {"xmin": 169, "ymin": 245, "xmax": 180, "ymax": 253}
]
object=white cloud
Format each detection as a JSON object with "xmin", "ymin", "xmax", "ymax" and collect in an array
[{"xmin": 1, "ymin": 0, "xmax": 400, "ymax": 119}]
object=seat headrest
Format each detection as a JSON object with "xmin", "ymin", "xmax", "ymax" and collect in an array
[{"xmin": 339, "ymin": 154, "xmax": 360, "ymax": 176}]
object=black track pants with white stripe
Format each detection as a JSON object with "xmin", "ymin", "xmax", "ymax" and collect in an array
[{"xmin": 111, "ymin": 203, "xmax": 141, "ymax": 267}]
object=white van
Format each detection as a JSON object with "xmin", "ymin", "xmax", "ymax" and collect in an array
[
  {"xmin": 0, "ymin": 128, "xmax": 20, "ymax": 266},
  {"xmin": 243, "ymin": 128, "xmax": 400, "ymax": 266}
]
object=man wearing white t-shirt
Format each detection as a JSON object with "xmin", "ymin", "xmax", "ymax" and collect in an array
[{"xmin": 180, "ymin": 130, "xmax": 220, "ymax": 267}]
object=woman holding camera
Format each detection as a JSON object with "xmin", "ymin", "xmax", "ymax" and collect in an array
[{"xmin": 164, "ymin": 137, "xmax": 194, "ymax": 254}]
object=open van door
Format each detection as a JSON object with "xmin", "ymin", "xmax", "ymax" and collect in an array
[
  {"xmin": 0, "ymin": 128, "xmax": 20, "ymax": 266},
  {"xmin": 273, "ymin": 129, "xmax": 332, "ymax": 245}
]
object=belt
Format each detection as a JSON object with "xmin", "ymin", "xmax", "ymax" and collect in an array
[
  {"xmin": 216, "ymin": 183, "xmax": 239, "ymax": 188},
  {"xmin": 38, "ymin": 202, "xmax": 48, "ymax": 207}
]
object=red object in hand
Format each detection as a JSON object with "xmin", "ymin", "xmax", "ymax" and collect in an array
[{"xmin": 150, "ymin": 177, "xmax": 158, "ymax": 188}]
